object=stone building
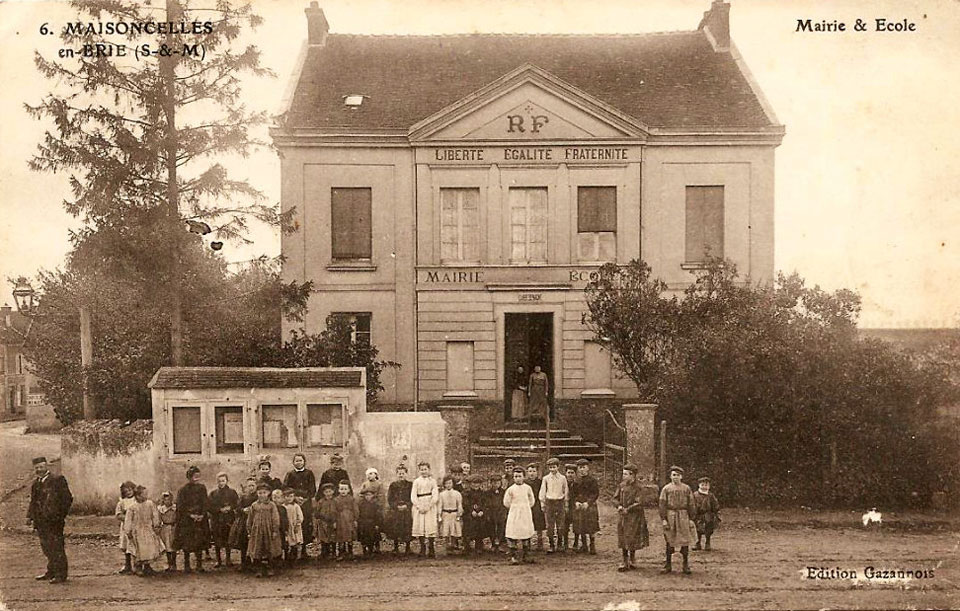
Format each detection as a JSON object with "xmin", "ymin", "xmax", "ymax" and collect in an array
[{"xmin": 272, "ymin": 0, "xmax": 783, "ymax": 436}]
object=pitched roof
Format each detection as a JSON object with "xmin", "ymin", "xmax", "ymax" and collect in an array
[
  {"xmin": 148, "ymin": 367, "xmax": 364, "ymax": 389},
  {"xmin": 284, "ymin": 31, "xmax": 775, "ymax": 132}
]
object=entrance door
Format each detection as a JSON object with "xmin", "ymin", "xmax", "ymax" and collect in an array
[{"xmin": 504, "ymin": 312, "xmax": 554, "ymax": 422}]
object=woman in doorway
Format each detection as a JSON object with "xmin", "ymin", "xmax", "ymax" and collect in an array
[
  {"xmin": 510, "ymin": 366, "xmax": 528, "ymax": 421},
  {"xmin": 527, "ymin": 365, "xmax": 549, "ymax": 423}
]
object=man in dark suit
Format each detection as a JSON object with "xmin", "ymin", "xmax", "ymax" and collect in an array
[{"xmin": 27, "ymin": 456, "xmax": 73, "ymax": 583}]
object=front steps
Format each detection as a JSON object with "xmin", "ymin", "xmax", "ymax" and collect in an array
[{"xmin": 471, "ymin": 426, "xmax": 603, "ymax": 470}]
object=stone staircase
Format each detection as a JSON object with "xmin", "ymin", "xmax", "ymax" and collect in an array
[{"xmin": 471, "ymin": 426, "xmax": 604, "ymax": 471}]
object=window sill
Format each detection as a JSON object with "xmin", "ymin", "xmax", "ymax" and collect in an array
[
  {"xmin": 681, "ymin": 261, "xmax": 726, "ymax": 271},
  {"xmin": 442, "ymin": 391, "xmax": 479, "ymax": 399},
  {"xmin": 327, "ymin": 261, "xmax": 377, "ymax": 272},
  {"xmin": 580, "ymin": 389, "xmax": 617, "ymax": 399}
]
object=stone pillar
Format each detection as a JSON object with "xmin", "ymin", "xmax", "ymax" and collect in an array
[
  {"xmin": 622, "ymin": 403, "xmax": 657, "ymax": 483},
  {"xmin": 437, "ymin": 405, "xmax": 473, "ymax": 470}
]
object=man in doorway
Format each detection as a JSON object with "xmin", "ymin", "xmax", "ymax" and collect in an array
[{"xmin": 27, "ymin": 457, "xmax": 73, "ymax": 584}]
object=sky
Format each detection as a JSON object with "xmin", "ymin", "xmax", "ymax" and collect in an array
[{"xmin": 1, "ymin": 0, "xmax": 958, "ymax": 328}]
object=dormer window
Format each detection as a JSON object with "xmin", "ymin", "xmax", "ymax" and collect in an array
[{"xmin": 343, "ymin": 94, "xmax": 365, "ymax": 108}]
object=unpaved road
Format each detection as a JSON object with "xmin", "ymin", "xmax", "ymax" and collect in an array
[{"xmin": 1, "ymin": 505, "xmax": 957, "ymax": 610}]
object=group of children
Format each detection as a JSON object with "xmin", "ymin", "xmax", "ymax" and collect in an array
[{"xmin": 111, "ymin": 452, "xmax": 720, "ymax": 578}]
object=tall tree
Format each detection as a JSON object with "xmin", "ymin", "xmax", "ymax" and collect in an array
[{"xmin": 27, "ymin": 0, "xmax": 277, "ymax": 367}]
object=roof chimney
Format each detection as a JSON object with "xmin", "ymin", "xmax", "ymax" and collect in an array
[
  {"xmin": 698, "ymin": 0, "xmax": 730, "ymax": 51},
  {"xmin": 305, "ymin": 1, "xmax": 329, "ymax": 46}
]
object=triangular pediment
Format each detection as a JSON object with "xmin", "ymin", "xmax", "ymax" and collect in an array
[{"xmin": 409, "ymin": 64, "xmax": 648, "ymax": 142}]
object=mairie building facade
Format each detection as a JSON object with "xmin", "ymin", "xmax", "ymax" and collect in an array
[{"xmin": 272, "ymin": 1, "xmax": 784, "ymax": 419}]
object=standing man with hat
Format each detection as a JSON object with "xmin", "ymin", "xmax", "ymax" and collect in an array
[
  {"xmin": 658, "ymin": 465, "xmax": 696, "ymax": 574},
  {"xmin": 27, "ymin": 456, "xmax": 73, "ymax": 584}
]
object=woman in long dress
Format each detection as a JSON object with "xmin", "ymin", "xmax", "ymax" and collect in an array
[
  {"xmin": 510, "ymin": 366, "xmax": 528, "ymax": 421},
  {"xmin": 527, "ymin": 366, "xmax": 549, "ymax": 422}
]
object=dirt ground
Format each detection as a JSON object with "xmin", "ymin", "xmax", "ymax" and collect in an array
[{"xmin": 1, "ymin": 500, "xmax": 957, "ymax": 611}]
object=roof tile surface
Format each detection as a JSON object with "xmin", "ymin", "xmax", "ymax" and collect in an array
[{"xmin": 149, "ymin": 367, "xmax": 363, "ymax": 389}]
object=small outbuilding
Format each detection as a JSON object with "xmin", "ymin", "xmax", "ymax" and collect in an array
[{"xmin": 148, "ymin": 367, "xmax": 445, "ymax": 494}]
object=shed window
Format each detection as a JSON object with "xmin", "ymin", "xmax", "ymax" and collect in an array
[
  {"xmin": 306, "ymin": 403, "xmax": 344, "ymax": 447},
  {"xmin": 685, "ymin": 186, "xmax": 724, "ymax": 262},
  {"xmin": 172, "ymin": 406, "xmax": 202, "ymax": 454},
  {"xmin": 440, "ymin": 188, "xmax": 480, "ymax": 263},
  {"xmin": 262, "ymin": 404, "xmax": 298, "ymax": 449},
  {"xmin": 577, "ymin": 186, "xmax": 617, "ymax": 262},
  {"xmin": 214, "ymin": 406, "xmax": 244, "ymax": 454},
  {"xmin": 331, "ymin": 187, "xmax": 372, "ymax": 260}
]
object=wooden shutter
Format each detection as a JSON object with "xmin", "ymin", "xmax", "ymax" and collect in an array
[
  {"xmin": 331, "ymin": 188, "xmax": 372, "ymax": 259},
  {"xmin": 685, "ymin": 186, "xmax": 724, "ymax": 262}
]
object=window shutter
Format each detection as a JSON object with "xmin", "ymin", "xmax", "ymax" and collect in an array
[
  {"xmin": 332, "ymin": 188, "xmax": 372, "ymax": 259},
  {"xmin": 685, "ymin": 186, "xmax": 724, "ymax": 262}
]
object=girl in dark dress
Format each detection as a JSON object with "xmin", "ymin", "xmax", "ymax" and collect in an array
[
  {"xmin": 385, "ymin": 463, "xmax": 413, "ymax": 555},
  {"xmin": 208, "ymin": 472, "xmax": 239, "ymax": 568},
  {"xmin": 283, "ymin": 453, "xmax": 317, "ymax": 560},
  {"xmin": 173, "ymin": 466, "xmax": 210, "ymax": 573},
  {"xmin": 614, "ymin": 465, "xmax": 649, "ymax": 571}
]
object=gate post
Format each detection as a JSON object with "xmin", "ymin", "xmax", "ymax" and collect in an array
[{"xmin": 622, "ymin": 403, "xmax": 657, "ymax": 483}]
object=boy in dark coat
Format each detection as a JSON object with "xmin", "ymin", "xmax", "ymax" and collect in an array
[
  {"xmin": 357, "ymin": 489, "xmax": 383, "ymax": 557},
  {"xmin": 525, "ymin": 463, "xmax": 546, "ymax": 551},
  {"xmin": 485, "ymin": 474, "xmax": 507, "ymax": 553},
  {"xmin": 563, "ymin": 464, "xmax": 578, "ymax": 551},
  {"xmin": 173, "ymin": 466, "xmax": 210, "ymax": 573},
  {"xmin": 319, "ymin": 454, "xmax": 351, "ymax": 492},
  {"xmin": 461, "ymin": 475, "xmax": 486, "ymax": 554},
  {"xmin": 614, "ymin": 465, "xmax": 649, "ymax": 571},
  {"xmin": 693, "ymin": 477, "xmax": 720, "ymax": 551},
  {"xmin": 385, "ymin": 463, "xmax": 413, "ymax": 555},
  {"xmin": 572, "ymin": 459, "xmax": 600, "ymax": 555},
  {"xmin": 208, "ymin": 472, "xmax": 239, "ymax": 568},
  {"xmin": 314, "ymin": 483, "xmax": 338, "ymax": 559}
]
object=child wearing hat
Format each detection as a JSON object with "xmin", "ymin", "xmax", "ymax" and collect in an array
[
  {"xmin": 503, "ymin": 467, "xmax": 536, "ymax": 564},
  {"xmin": 461, "ymin": 474, "xmax": 486, "ymax": 554},
  {"xmin": 614, "ymin": 465, "xmax": 649, "ymax": 571},
  {"xmin": 539, "ymin": 457, "xmax": 568, "ymax": 554},
  {"xmin": 359, "ymin": 467, "xmax": 384, "ymax": 553},
  {"xmin": 693, "ymin": 477, "xmax": 720, "ymax": 551},
  {"xmin": 572, "ymin": 459, "xmax": 600, "ymax": 554},
  {"xmin": 485, "ymin": 473, "xmax": 506, "ymax": 553},
  {"xmin": 314, "ymin": 482, "xmax": 339, "ymax": 559},
  {"xmin": 357, "ymin": 488, "xmax": 383, "ymax": 558},
  {"xmin": 385, "ymin": 463, "xmax": 414, "ymax": 555},
  {"xmin": 658, "ymin": 466, "xmax": 696, "ymax": 574}
]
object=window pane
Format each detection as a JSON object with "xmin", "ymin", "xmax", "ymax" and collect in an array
[
  {"xmin": 446, "ymin": 341, "xmax": 475, "ymax": 391},
  {"xmin": 332, "ymin": 312, "xmax": 372, "ymax": 346},
  {"xmin": 509, "ymin": 188, "xmax": 548, "ymax": 263},
  {"xmin": 172, "ymin": 406, "xmax": 202, "ymax": 454},
  {"xmin": 306, "ymin": 404, "xmax": 344, "ymax": 447},
  {"xmin": 440, "ymin": 188, "xmax": 480, "ymax": 263},
  {"xmin": 685, "ymin": 186, "xmax": 724, "ymax": 262},
  {"xmin": 331, "ymin": 187, "xmax": 372, "ymax": 259},
  {"xmin": 262, "ymin": 404, "xmax": 298, "ymax": 449},
  {"xmin": 215, "ymin": 406, "xmax": 244, "ymax": 454},
  {"xmin": 578, "ymin": 187, "xmax": 617, "ymax": 233}
]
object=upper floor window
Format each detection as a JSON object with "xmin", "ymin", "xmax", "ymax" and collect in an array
[
  {"xmin": 331, "ymin": 187, "xmax": 372, "ymax": 260},
  {"xmin": 332, "ymin": 312, "xmax": 372, "ymax": 347},
  {"xmin": 509, "ymin": 187, "xmax": 548, "ymax": 263},
  {"xmin": 440, "ymin": 188, "xmax": 480, "ymax": 264},
  {"xmin": 685, "ymin": 186, "xmax": 724, "ymax": 263},
  {"xmin": 577, "ymin": 186, "xmax": 617, "ymax": 262}
]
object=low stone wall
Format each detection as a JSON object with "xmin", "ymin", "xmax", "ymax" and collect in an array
[
  {"xmin": 25, "ymin": 404, "xmax": 62, "ymax": 432},
  {"xmin": 61, "ymin": 420, "xmax": 156, "ymax": 514}
]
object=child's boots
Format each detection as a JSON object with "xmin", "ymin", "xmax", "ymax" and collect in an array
[
  {"xmin": 427, "ymin": 537, "xmax": 436, "ymax": 558},
  {"xmin": 704, "ymin": 536, "xmax": 712, "ymax": 551},
  {"xmin": 661, "ymin": 546, "xmax": 673, "ymax": 574},
  {"xmin": 418, "ymin": 537, "xmax": 427, "ymax": 557},
  {"xmin": 588, "ymin": 535, "xmax": 596, "ymax": 555},
  {"xmin": 119, "ymin": 553, "xmax": 133, "ymax": 575}
]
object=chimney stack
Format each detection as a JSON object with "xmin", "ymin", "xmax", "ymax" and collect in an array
[
  {"xmin": 698, "ymin": 0, "xmax": 730, "ymax": 51},
  {"xmin": 305, "ymin": 1, "xmax": 329, "ymax": 46}
]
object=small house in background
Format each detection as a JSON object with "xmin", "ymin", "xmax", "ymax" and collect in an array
[{"xmin": 148, "ymin": 367, "xmax": 445, "ymax": 496}]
